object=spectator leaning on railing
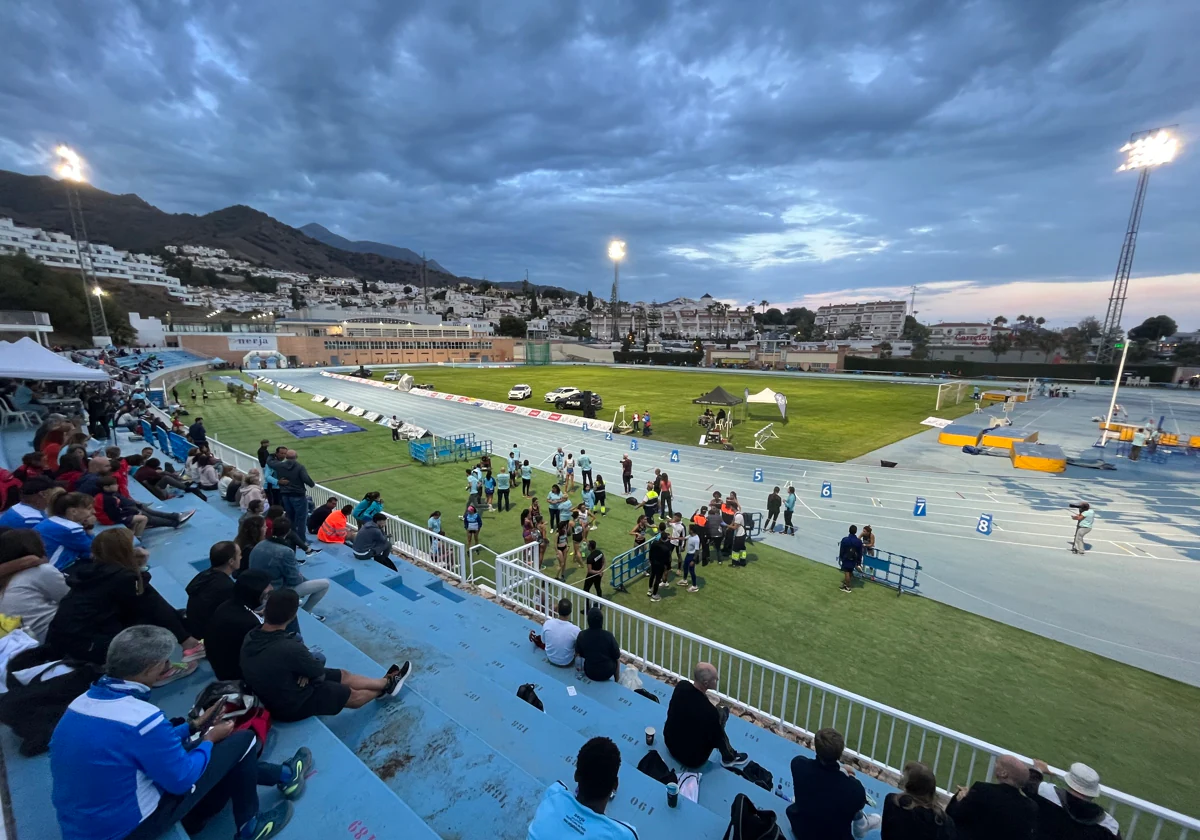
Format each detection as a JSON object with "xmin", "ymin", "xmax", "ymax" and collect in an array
[
  {"xmin": 945, "ymin": 754, "xmax": 1036, "ymax": 840},
  {"xmin": 1024, "ymin": 760, "xmax": 1119, "ymax": 840}
]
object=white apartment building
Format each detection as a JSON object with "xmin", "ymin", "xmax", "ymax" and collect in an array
[
  {"xmin": 928, "ymin": 322, "xmax": 1011, "ymax": 346},
  {"xmin": 589, "ymin": 294, "xmax": 754, "ymax": 339},
  {"xmin": 813, "ymin": 299, "xmax": 908, "ymax": 339},
  {"xmin": 0, "ymin": 217, "xmax": 181, "ymax": 291}
]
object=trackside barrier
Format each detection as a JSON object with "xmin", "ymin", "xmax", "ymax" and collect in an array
[
  {"xmin": 609, "ymin": 534, "xmax": 660, "ymax": 592},
  {"xmin": 495, "ymin": 557, "xmax": 1200, "ymax": 839},
  {"xmin": 136, "ymin": 425, "xmax": 469, "ymax": 582},
  {"xmin": 487, "ymin": 542, "xmax": 542, "ymax": 604},
  {"xmin": 853, "ymin": 549, "xmax": 921, "ymax": 596}
]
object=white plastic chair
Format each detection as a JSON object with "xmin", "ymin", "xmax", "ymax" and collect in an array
[{"xmin": 0, "ymin": 399, "xmax": 38, "ymax": 429}]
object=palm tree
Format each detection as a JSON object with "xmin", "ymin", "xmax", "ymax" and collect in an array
[
  {"xmin": 993, "ymin": 315, "xmax": 1008, "ymax": 327},
  {"xmin": 760, "ymin": 299, "xmax": 769, "ymax": 316}
]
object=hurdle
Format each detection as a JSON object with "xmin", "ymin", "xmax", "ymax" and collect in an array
[{"xmin": 751, "ymin": 423, "xmax": 779, "ymax": 450}]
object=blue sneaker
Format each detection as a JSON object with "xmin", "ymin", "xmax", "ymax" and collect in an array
[
  {"xmin": 240, "ymin": 801, "xmax": 293, "ymax": 840},
  {"xmin": 278, "ymin": 747, "xmax": 314, "ymax": 800}
]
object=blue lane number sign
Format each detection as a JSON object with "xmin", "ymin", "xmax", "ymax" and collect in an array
[
  {"xmin": 629, "ymin": 439, "xmax": 638, "ymax": 451},
  {"xmin": 914, "ymin": 497, "xmax": 927, "ymax": 517},
  {"xmin": 581, "ymin": 423, "xmax": 589, "ymax": 432},
  {"xmin": 752, "ymin": 468, "xmax": 763, "ymax": 483},
  {"xmin": 669, "ymin": 450, "xmax": 680, "ymax": 463},
  {"xmin": 605, "ymin": 432, "xmax": 613, "ymax": 441},
  {"xmin": 977, "ymin": 513, "xmax": 993, "ymax": 535},
  {"xmin": 820, "ymin": 481, "xmax": 832, "ymax": 498}
]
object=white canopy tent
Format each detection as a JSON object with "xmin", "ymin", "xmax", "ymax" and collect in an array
[
  {"xmin": 0, "ymin": 338, "xmax": 109, "ymax": 381},
  {"xmin": 746, "ymin": 387, "xmax": 787, "ymax": 418}
]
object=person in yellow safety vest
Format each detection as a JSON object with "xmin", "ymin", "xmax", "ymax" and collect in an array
[
  {"xmin": 640, "ymin": 483, "xmax": 659, "ymax": 523},
  {"xmin": 318, "ymin": 504, "xmax": 357, "ymax": 544}
]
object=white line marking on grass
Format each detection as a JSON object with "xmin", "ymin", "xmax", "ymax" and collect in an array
[
  {"xmin": 800, "ymin": 499, "xmax": 823, "ymax": 520},
  {"xmin": 921, "ymin": 573, "xmax": 1200, "ymax": 665}
]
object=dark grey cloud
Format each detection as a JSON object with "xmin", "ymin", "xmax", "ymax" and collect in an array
[{"xmin": 1, "ymin": 0, "xmax": 1197, "ymax": 321}]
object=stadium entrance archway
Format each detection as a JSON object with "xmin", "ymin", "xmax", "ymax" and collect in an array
[{"xmin": 243, "ymin": 350, "xmax": 288, "ymax": 369}]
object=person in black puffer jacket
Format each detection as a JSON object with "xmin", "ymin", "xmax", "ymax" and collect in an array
[{"xmin": 45, "ymin": 529, "xmax": 202, "ymax": 664}]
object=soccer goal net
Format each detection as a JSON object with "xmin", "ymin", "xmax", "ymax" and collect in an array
[{"xmin": 936, "ymin": 380, "xmax": 969, "ymax": 410}]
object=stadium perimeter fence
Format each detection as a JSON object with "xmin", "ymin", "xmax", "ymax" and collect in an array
[{"xmin": 490, "ymin": 556, "xmax": 1198, "ymax": 839}]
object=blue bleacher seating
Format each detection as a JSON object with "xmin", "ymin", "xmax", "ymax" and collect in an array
[{"xmin": 0, "ymin": 429, "xmax": 893, "ymax": 839}]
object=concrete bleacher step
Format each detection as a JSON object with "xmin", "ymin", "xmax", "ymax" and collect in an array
[
  {"xmin": 146, "ymin": 542, "xmax": 549, "ymax": 840},
  {"xmin": 311, "ymin": 590, "xmax": 728, "ymax": 837}
]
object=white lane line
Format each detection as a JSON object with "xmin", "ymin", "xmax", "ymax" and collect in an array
[
  {"xmin": 799, "ymin": 499, "xmax": 823, "ymax": 520},
  {"xmin": 920, "ymin": 572, "xmax": 1200, "ymax": 666}
]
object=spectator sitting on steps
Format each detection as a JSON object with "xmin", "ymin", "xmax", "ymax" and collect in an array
[
  {"xmin": 945, "ymin": 754, "xmax": 1037, "ymax": 840},
  {"xmin": 1024, "ymin": 760, "xmax": 1119, "ymax": 839},
  {"xmin": 527, "ymin": 736, "xmax": 636, "ymax": 840},
  {"xmin": 662, "ymin": 662, "xmax": 749, "ymax": 770},
  {"xmin": 248, "ymin": 517, "xmax": 329, "ymax": 623},
  {"xmin": 49, "ymin": 625, "xmax": 304, "ymax": 840},
  {"xmin": 240, "ymin": 589, "xmax": 411, "ymax": 723},
  {"xmin": 528, "ymin": 598, "xmax": 579, "ymax": 667},
  {"xmin": 787, "ymin": 727, "xmax": 882, "ymax": 840},
  {"xmin": 574, "ymin": 608, "xmax": 620, "ymax": 682},
  {"xmin": 351, "ymin": 513, "xmax": 394, "ymax": 570},
  {"xmin": 882, "ymin": 761, "xmax": 957, "ymax": 840}
]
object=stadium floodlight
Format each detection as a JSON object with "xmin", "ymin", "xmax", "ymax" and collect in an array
[
  {"xmin": 1097, "ymin": 126, "xmax": 1180, "ymax": 364},
  {"xmin": 55, "ymin": 145, "xmax": 86, "ymax": 182},
  {"xmin": 608, "ymin": 240, "xmax": 626, "ymax": 341},
  {"xmin": 53, "ymin": 145, "xmax": 109, "ymax": 342},
  {"xmin": 1116, "ymin": 130, "xmax": 1178, "ymax": 171}
]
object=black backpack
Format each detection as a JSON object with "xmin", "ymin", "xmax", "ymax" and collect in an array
[
  {"xmin": 516, "ymin": 683, "xmax": 544, "ymax": 711},
  {"xmin": 729, "ymin": 759, "xmax": 774, "ymax": 792},
  {"xmin": 635, "ymin": 749, "xmax": 678, "ymax": 786},
  {"xmin": 723, "ymin": 792, "xmax": 785, "ymax": 840},
  {"xmin": 0, "ymin": 646, "xmax": 101, "ymax": 756}
]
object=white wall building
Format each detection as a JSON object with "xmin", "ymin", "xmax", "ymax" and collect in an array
[
  {"xmin": 813, "ymin": 300, "xmax": 908, "ymax": 339},
  {"xmin": 589, "ymin": 294, "xmax": 754, "ymax": 339},
  {"xmin": 0, "ymin": 217, "xmax": 181, "ymax": 291},
  {"xmin": 928, "ymin": 322, "xmax": 1011, "ymax": 346}
]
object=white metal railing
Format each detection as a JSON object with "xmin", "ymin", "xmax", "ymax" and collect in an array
[
  {"xmin": 198, "ymin": 437, "xmax": 469, "ymax": 582},
  {"xmin": 494, "ymin": 557, "xmax": 1197, "ymax": 839}
]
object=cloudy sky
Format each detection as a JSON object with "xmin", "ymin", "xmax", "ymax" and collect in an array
[{"xmin": 1, "ymin": 0, "xmax": 1197, "ymax": 327}]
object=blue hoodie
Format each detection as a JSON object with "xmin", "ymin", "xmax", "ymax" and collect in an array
[
  {"xmin": 34, "ymin": 516, "xmax": 94, "ymax": 569},
  {"xmin": 51, "ymin": 677, "xmax": 213, "ymax": 840}
]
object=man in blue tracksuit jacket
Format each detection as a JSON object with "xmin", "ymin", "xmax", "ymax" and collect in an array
[{"xmin": 50, "ymin": 625, "xmax": 310, "ymax": 840}]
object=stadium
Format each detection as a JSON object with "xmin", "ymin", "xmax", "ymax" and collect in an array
[{"xmin": 13, "ymin": 355, "xmax": 1193, "ymax": 840}]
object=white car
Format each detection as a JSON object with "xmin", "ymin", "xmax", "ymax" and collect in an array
[
  {"xmin": 383, "ymin": 371, "xmax": 402, "ymax": 381},
  {"xmin": 508, "ymin": 384, "xmax": 532, "ymax": 400},
  {"xmin": 544, "ymin": 386, "xmax": 579, "ymax": 403}
]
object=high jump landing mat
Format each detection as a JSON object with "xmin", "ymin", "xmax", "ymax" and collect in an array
[
  {"xmin": 981, "ymin": 427, "xmax": 1039, "ymax": 450},
  {"xmin": 938, "ymin": 424, "xmax": 983, "ymax": 447},
  {"xmin": 1011, "ymin": 442, "xmax": 1066, "ymax": 473}
]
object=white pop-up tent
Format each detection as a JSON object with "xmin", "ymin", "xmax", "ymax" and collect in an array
[
  {"xmin": 0, "ymin": 338, "xmax": 109, "ymax": 381},
  {"xmin": 747, "ymin": 387, "xmax": 787, "ymax": 418}
]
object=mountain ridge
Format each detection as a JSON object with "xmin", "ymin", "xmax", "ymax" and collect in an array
[{"xmin": 299, "ymin": 223, "xmax": 450, "ymax": 274}]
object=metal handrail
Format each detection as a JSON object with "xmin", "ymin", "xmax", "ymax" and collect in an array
[{"xmin": 494, "ymin": 557, "xmax": 1198, "ymax": 837}]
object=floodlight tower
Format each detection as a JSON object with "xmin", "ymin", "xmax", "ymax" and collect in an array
[
  {"xmin": 608, "ymin": 239, "xmax": 625, "ymax": 341},
  {"xmin": 55, "ymin": 145, "xmax": 110, "ymax": 343},
  {"xmin": 1096, "ymin": 128, "xmax": 1179, "ymax": 364}
]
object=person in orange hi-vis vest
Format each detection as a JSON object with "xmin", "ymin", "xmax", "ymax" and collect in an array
[{"xmin": 318, "ymin": 504, "xmax": 357, "ymax": 544}]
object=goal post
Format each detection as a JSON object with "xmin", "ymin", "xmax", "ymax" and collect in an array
[{"xmin": 936, "ymin": 381, "xmax": 968, "ymax": 410}]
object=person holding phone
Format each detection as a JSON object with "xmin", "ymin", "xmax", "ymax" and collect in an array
[{"xmin": 50, "ymin": 625, "xmax": 309, "ymax": 840}]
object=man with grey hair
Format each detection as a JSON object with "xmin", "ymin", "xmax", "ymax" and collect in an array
[
  {"xmin": 50, "ymin": 626, "xmax": 310, "ymax": 840},
  {"xmin": 269, "ymin": 448, "xmax": 315, "ymax": 551},
  {"xmin": 662, "ymin": 661, "xmax": 749, "ymax": 770},
  {"xmin": 946, "ymin": 753, "xmax": 1038, "ymax": 840}
]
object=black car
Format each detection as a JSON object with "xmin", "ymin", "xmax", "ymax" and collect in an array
[{"xmin": 557, "ymin": 392, "xmax": 603, "ymax": 410}]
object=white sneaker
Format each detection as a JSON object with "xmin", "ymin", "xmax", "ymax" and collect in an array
[{"xmin": 852, "ymin": 812, "xmax": 882, "ymax": 839}]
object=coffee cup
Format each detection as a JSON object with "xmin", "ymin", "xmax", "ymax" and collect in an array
[
  {"xmin": 666, "ymin": 782, "xmax": 679, "ymax": 807},
  {"xmin": 645, "ymin": 727, "xmax": 655, "ymax": 746}
]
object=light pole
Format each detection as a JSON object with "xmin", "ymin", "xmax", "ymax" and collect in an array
[
  {"xmin": 608, "ymin": 240, "xmax": 625, "ymax": 342},
  {"xmin": 55, "ymin": 145, "xmax": 109, "ymax": 344},
  {"xmin": 91, "ymin": 286, "xmax": 110, "ymax": 339},
  {"xmin": 1096, "ymin": 128, "xmax": 1179, "ymax": 363}
]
